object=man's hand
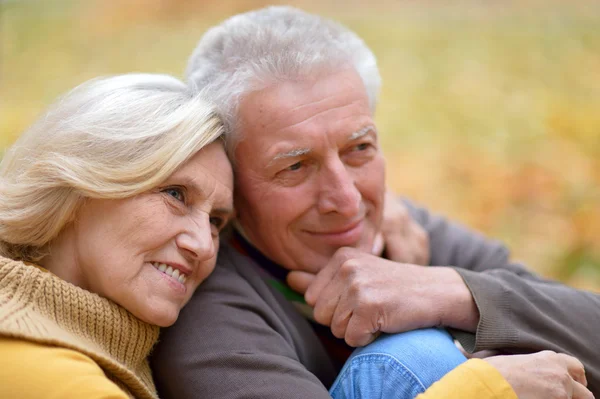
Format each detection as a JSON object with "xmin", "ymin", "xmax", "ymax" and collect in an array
[
  {"xmin": 372, "ymin": 192, "xmax": 429, "ymax": 265},
  {"xmin": 287, "ymin": 247, "xmax": 479, "ymax": 347},
  {"xmin": 486, "ymin": 351, "xmax": 594, "ymax": 399}
]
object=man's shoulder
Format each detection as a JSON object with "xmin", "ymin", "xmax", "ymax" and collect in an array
[
  {"xmin": 151, "ymin": 240, "xmax": 338, "ymax": 398},
  {"xmin": 203, "ymin": 240, "xmax": 277, "ymax": 303},
  {"xmin": 163, "ymin": 240, "xmax": 313, "ymax": 344}
]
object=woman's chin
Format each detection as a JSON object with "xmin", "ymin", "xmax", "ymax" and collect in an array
[{"xmin": 135, "ymin": 308, "xmax": 180, "ymax": 327}]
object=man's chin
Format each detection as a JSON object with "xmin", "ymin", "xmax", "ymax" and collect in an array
[{"xmin": 290, "ymin": 239, "xmax": 374, "ymax": 272}]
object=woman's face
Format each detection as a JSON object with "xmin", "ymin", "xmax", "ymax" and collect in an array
[{"xmin": 57, "ymin": 142, "xmax": 234, "ymax": 326}]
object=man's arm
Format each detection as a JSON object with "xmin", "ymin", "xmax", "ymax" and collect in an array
[
  {"xmin": 403, "ymin": 198, "xmax": 551, "ymax": 279},
  {"xmin": 151, "ymin": 244, "xmax": 337, "ymax": 399},
  {"xmin": 404, "ymin": 198, "xmax": 600, "ymax": 394}
]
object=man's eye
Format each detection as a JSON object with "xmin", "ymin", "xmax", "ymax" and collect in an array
[
  {"xmin": 163, "ymin": 187, "xmax": 185, "ymax": 203},
  {"xmin": 209, "ymin": 216, "xmax": 224, "ymax": 229},
  {"xmin": 353, "ymin": 143, "xmax": 370, "ymax": 151},
  {"xmin": 286, "ymin": 162, "xmax": 302, "ymax": 171}
]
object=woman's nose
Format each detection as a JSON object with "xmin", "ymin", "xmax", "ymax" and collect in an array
[{"xmin": 175, "ymin": 213, "xmax": 216, "ymax": 262}]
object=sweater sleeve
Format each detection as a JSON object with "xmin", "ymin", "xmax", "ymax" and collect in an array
[
  {"xmin": 0, "ymin": 337, "xmax": 129, "ymax": 399},
  {"xmin": 415, "ymin": 359, "xmax": 517, "ymax": 399},
  {"xmin": 403, "ymin": 198, "xmax": 600, "ymax": 394}
]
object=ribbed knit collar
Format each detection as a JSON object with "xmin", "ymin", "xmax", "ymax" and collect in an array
[{"xmin": 0, "ymin": 256, "xmax": 160, "ymax": 399}]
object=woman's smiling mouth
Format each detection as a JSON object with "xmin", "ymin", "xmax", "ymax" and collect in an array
[{"xmin": 151, "ymin": 262, "xmax": 188, "ymax": 284}]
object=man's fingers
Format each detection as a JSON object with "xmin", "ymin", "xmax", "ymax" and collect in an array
[
  {"xmin": 558, "ymin": 353, "xmax": 588, "ymax": 387},
  {"xmin": 330, "ymin": 304, "xmax": 352, "ymax": 339},
  {"xmin": 305, "ymin": 269, "xmax": 334, "ymax": 306},
  {"xmin": 286, "ymin": 271, "xmax": 315, "ymax": 295},
  {"xmin": 312, "ymin": 271, "xmax": 349, "ymax": 327},
  {"xmin": 305, "ymin": 252, "xmax": 354, "ymax": 305},
  {"xmin": 312, "ymin": 290, "xmax": 340, "ymax": 327},
  {"xmin": 345, "ymin": 313, "xmax": 379, "ymax": 347},
  {"xmin": 572, "ymin": 379, "xmax": 595, "ymax": 399}
]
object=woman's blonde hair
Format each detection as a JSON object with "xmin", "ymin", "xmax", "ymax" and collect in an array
[{"xmin": 0, "ymin": 73, "xmax": 223, "ymax": 262}]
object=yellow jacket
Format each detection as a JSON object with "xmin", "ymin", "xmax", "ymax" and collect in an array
[
  {"xmin": 0, "ymin": 338, "xmax": 517, "ymax": 399},
  {"xmin": 0, "ymin": 258, "xmax": 160, "ymax": 399},
  {"xmin": 0, "ymin": 338, "xmax": 131, "ymax": 398},
  {"xmin": 417, "ymin": 358, "xmax": 517, "ymax": 399}
]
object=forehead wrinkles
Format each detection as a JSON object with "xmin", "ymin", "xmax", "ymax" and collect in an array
[
  {"xmin": 274, "ymin": 99, "xmax": 368, "ymax": 135},
  {"xmin": 249, "ymin": 77, "xmax": 369, "ymax": 132}
]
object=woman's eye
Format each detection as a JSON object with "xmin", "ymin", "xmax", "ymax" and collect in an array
[{"xmin": 163, "ymin": 187, "xmax": 185, "ymax": 203}]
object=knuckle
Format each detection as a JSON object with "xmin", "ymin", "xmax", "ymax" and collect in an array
[
  {"xmin": 339, "ymin": 259, "xmax": 359, "ymax": 278},
  {"xmin": 347, "ymin": 279, "xmax": 362, "ymax": 296},
  {"xmin": 350, "ymin": 283, "xmax": 373, "ymax": 307}
]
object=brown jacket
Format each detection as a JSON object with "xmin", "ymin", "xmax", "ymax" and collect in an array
[{"xmin": 152, "ymin": 199, "xmax": 600, "ymax": 397}]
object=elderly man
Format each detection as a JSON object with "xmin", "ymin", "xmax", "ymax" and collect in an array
[{"xmin": 151, "ymin": 6, "xmax": 600, "ymax": 398}]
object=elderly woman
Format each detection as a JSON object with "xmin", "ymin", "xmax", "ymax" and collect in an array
[{"xmin": 0, "ymin": 74, "xmax": 233, "ymax": 398}]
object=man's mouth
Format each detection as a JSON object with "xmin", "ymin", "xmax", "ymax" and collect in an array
[{"xmin": 307, "ymin": 219, "xmax": 364, "ymax": 246}]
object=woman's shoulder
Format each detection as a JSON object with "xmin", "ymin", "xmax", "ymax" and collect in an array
[{"xmin": 0, "ymin": 337, "xmax": 129, "ymax": 399}]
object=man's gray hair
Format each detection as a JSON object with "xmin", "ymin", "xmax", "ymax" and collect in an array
[{"xmin": 185, "ymin": 6, "xmax": 381, "ymax": 154}]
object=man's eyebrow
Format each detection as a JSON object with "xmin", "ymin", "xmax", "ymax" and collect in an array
[
  {"xmin": 267, "ymin": 126, "xmax": 375, "ymax": 165},
  {"xmin": 272, "ymin": 147, "xmax": 311, "ymax": 162},
  {"xmin": 348, "ymin": 125, "xmax": 376, "ymax": 142}
]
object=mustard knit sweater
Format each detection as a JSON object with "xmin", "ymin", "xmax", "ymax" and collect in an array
[{"xmin": 0, "ymin": 256, "xmax": 160, "ymax": 399}]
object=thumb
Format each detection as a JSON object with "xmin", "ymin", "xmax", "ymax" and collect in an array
[{"xmin": 286, "ymin": 271, "xmax": 316, "ymax": 295}]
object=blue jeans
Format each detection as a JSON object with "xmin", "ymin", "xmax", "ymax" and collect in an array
[{"xmin": 329, "ymin": 328, "xmax": 467, "ymax": 399}]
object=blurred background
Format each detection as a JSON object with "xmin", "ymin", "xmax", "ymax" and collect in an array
[{"xmin": 1, "ymin": 0, "xmax": 599, "ymax": 290}]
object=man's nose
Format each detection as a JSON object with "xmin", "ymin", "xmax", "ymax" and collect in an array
[
  {"xmin": 316, "ymin": 158, "xmax": 361, "ymax": 216},
  {"xmin": 176, "ymin": 213, "xmax": 216, "ymax": 262}
]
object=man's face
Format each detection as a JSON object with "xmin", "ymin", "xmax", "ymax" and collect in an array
[{"xmin": 234, "ymin": 68, "xmax": 386, "ymax": 273}]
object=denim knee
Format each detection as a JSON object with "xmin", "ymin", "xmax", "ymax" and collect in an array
[{"xmin": 329, "ymin": 328, "xmax": 467, "ymax": 399}]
